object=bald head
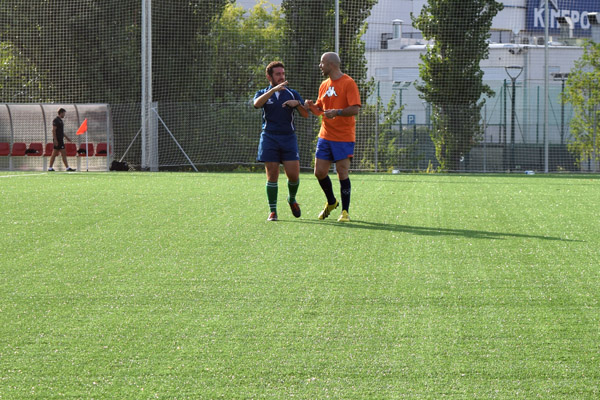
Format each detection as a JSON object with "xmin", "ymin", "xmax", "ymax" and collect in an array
[
  {"xmin": 321, "ymin": 52, "xmax": 341, "ymax": 66},
  {"xmin": 319, "ymin": 52, "xmax": 342, "ymax": 79}
]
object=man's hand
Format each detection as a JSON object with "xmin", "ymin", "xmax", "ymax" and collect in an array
[
  {"xmin": 323, "ymin": 109, "xmax": 338, "ymax": 119},
  {"xmin": 282, "ymin": 100, "xmax": 300, "ymax": 108},
  {"xmin": 254, "ymin": 80, "xmax": 289, "ymax": 109},
  {"xmin": 304, "ymin": 100, "xmax": 322, "ymax": 116},
  {"xmin": 273, "ymin": 81, "xmax": 288, "ymax": 92}
]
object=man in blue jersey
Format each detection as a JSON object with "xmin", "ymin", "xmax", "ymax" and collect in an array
[{"xmin": 254, "ymin": 61, "xmax": 308, "ymax": 221}]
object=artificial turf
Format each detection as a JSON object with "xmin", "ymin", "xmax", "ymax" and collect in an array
[{"xmin": 1, "ymin": 172, "xmax": 598, "ymax": 399}]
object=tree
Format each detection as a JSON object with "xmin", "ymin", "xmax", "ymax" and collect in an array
[
  {"xmin": 207, "ymin": 1, "xmax": 285, "ymax": 102},
  {"xmin": 152, "ymin": 0, "xmax": 230, "ymax": 102},
  {"xmin": 0, "ymin": 0, "xmax": 142, "ymax": 103},
  {"xmin": 0, "ymin": 42, "xmax": 43, "ymax": 102},
  {"xmin": 412, "ymin": 0, "xmax": 503, "ymax": 171},
  {"xmin": 0, "ymin": 0, "xmax": 229, "ymax": 103},
  {"xmin": 281, "ymin": 0, "xmax": 376, "ymax": 101},
  {"xmin": 562, "ymin": 41, "xmax": 600, "ymax": 171}
]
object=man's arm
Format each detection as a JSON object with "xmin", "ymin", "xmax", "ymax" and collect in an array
[
  {"xmin": 304, "ymin": 100, "xmax": 323, "ymax": 116},
  {"xmin": 296, "ymin": 103, "xmax": 309, "ymax": 118},
  {"xmin": 253, "ymin": 81, "xmax": 288, "ymax": 108},
  {"xmin": 282, "ymin": 99, "xmax": 309, "ymax": 118},
  {"xmin": 323, "ymin": 105, "xmax": 361, "ymax": 119},
  {"xmin": 63, "ymin": 133, "xmax": 73, "ymax": 143},
  {"xmin": 52, "ymin": 125, "xmax": 58, "ymax": 145}
]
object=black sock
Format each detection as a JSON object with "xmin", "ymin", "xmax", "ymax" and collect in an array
[
  {"xmin": 318, "ymin": 176, "xmax": 337, "ymax": 205},
  {"xmin": 340, "ymin": 178, "xmax": 351, "ymax": 212}
]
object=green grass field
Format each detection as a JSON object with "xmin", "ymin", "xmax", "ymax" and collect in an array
[{"xmin": 1, "ymin": 171, "xmax": 599, "ymax": 399}]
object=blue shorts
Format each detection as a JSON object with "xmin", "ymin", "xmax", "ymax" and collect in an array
[
  {"xmin": 257, "ymin": 132, "xmax": 299, "ymax": 163},
  {"xmin": 315, "ymin": 138, "xmax": 354, "ymax": 162}
]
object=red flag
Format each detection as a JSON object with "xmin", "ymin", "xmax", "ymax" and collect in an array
[{"xmin": 76, "ymin": 118, "xmax": 88, "ymax": 135}]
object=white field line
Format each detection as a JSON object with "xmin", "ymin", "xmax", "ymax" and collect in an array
[{"xmin": 0, "ymin": 173, "xmax": 49, "ymax": 178}]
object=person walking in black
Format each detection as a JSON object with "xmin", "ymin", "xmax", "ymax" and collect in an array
[{"xmin": 48, "ymin": 108, "xmax": 76, "ymax": 171}]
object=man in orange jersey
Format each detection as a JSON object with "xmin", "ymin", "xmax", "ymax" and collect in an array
[{"xmin": 305, "ymin": 52, "xmax": 361, "ymax": 222}]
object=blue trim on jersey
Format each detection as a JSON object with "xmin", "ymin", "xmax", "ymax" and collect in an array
[{"xmin": 254, "ymin": 86, "xmax": 304, "ymax": 134}]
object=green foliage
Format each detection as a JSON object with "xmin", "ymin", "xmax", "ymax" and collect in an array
[
  {"xmin": 281, "ymin": 0, "xmax": 333, "ymax": 101},
  {"xmin": 412, "ymin": 0, "xmax": 503, "ymax": 171},
  {"xmin": 0, "ymin": 0, "xmax": 230, "ymax": 103},
  {"xmin": 281, "ymin": 0, "xmax": 376, "ymax": 101},
  {"xmin": 0, "ymin": 42, "xmax": 44, "ymax": 102},
  {"xmin": 0, "ymin": 0, "xmax": 143, "ymax": 102},
  {"xmin": 358, "ymin": 89, "xmax": 403, "ymax": 170},
  {"xmin": 208, "ymin": 1, "xmax": 285, "ymax": 101},
  {"xmin": 563, "ymin": 41, "xmax": 600, "ymax": 170},
  {"xmin": 0, "ymin": 0, "xmax": 376, "ymax": 107},
  {"xmin": 153, "ymin": 1, "xmax": 231, "ymax": 102}
]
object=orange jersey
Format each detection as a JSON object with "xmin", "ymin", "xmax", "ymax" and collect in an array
[{"xmin": 315, "ymin": 74, "xmax": 361, "ymax": 142}]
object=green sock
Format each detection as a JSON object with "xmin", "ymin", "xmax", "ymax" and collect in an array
[
  {"xmin": 287, "ymin": 179, "xmax": 299, "ymax": 203},
  {"xmin": 266, "ymin": 181, "xmax": 278, "ymax": 213}
]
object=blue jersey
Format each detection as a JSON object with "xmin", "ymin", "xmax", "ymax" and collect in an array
[{"xmin": 254, "ymin": 86, "xmax": 304, "ymax": 135}]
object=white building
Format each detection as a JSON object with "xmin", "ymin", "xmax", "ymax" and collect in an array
[{"xmin": 364, "ymin": 0, "xmax": 600, "ymax": 144}]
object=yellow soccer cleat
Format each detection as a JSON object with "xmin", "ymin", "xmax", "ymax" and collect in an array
[
  {"xmin": 318, "ymin": 200, "xmax": 339, "ymax": 220},
  {"xmin": 337, "ymin": 210, "xmax": 350, "ymax": 222}
]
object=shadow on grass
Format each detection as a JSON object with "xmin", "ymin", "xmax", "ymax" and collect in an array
[{"xmin": 287, "ymin": 219, "xmax": 581, "ymax": 242}]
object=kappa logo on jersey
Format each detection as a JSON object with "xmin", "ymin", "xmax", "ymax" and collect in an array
[
  {"xmin": 266, "ymin": 99, "xmax": 274, "ymax": 104},
  {"xmin": 325, "ymin": 86, "xmax": 338, "ymax": 98}
]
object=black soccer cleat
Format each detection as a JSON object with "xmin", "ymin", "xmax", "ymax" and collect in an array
[{"xmin": 288, "ymin": 201, "xmax": 301, "ymax": 218}]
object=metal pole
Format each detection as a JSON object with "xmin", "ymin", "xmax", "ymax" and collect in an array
[
  {"xmin": 332, "ymin": 0, "xmax": 339, "ymax": 176},
  {"xmin": 141, "ymin": 0, "xmax": 147, "ymax": 169},
  {"xmin": 399, "ymin": 89, "xmax": 403, "ymax": 133},
  {"xmin": 335, "ymin": 0, "xmax": 339, "ymax": 54},
  {"xmin": 511, "ymin": 78, "xmax": 516, "ymax": 171},
  {"xmin": 7, "ymin": 104, "xmax": 13, "ymax": 171},
  {"xmin": 594, "ymin": 104, "xmax": 598, "ymax": 172},
  {"xmin": 106, "ymin": 105, "xmax": 111, "ymax": 171},
  {"xmin": 40, "ymin": 104, "xmax": 48, "ymax": 171},
  {"xmin": 483, "ymin": 104, "xmax": 487, "ymax": 173},
  {"xmin": 74, "ymin": 104, "xmax": 81, "ymax": 171},
  {"xmin": 153, "ymin": 109, "xmax": 198, "ymax": 172},
  {"xmin": 85, "ymin": 131, "xmax": 89, "ymax": 172},
  {"xmin": 141, "ymin": 0, "xmax": 153, "ymax": 170},
  {"xmin": 536, "ymin": 85, "xmax": 540, "ymax": 144},
  {"xmin": 374, "ymin": 81, "xmax": 379, "ymax": 172},
  {"xmin": 503, "ymin": 79, "xmax": 507, "ymax": 170},
  {"xmin": 544, "ymin": 0, "xmax": 549, "ymax": 173},
  {"xmin": 560, "ymin": 78, "xmax": 565, "ymax": 144}
]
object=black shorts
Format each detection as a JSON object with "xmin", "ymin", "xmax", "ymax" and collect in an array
[{"xmin": 54, "ymin": 142, "xmax": 65, "ymax": 150}]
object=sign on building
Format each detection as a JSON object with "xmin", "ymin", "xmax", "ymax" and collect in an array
[{"xmin": 526, "ymin": 0, "xmax": 600, "ymax": 35}]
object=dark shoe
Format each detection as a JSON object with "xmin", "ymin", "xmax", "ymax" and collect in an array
[
  {"xmin": 66, "ymin": 167, "xmax": 76, "ymax": 171},
  {"xmin": 288, "ymin": 201, "xmax": 301, "ymax": 218}
]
